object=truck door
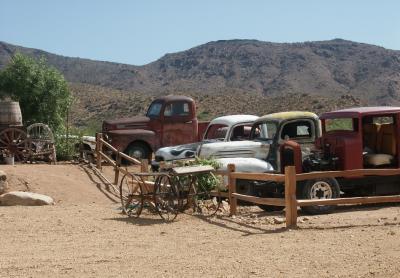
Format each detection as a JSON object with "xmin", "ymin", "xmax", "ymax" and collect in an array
[{"xmin": 162, "ymin": 101, "xmax": 197, "ymax": 146}]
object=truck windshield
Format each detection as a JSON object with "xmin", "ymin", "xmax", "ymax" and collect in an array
[
  {"xmin": 146, "ymin": 102, "xmax": 162, "ymax": 118},
  {"xmin": 251, "ymin": 121, "xmax": 277, "ymax": 141}
]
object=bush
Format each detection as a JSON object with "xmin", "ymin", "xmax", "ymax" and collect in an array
[{"xmin": 0, "ymin": 53, "xmax": 72, "ymax": 133}]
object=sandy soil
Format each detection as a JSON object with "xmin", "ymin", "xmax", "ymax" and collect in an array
[{"xmin": 1, "ymin": 163, "xmax": 400, "ymax": 277}]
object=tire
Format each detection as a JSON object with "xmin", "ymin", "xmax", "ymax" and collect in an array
[
  {"xmin": 300, "ymin": 178, "xmax": 340, "ymax": 215},
  {"xmin": 125, "ymin": 142, "xmax": 150, "ymax": 161}
]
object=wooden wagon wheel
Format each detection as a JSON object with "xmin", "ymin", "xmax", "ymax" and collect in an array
[
  {"xmin": 0, "ymin": 127, "xmax": 29, "ymax": 161},
  {"xmin": 27, "ymin": 123, "xmax": 56, "ymax": 163}
]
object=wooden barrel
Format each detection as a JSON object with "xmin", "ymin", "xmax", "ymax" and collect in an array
[{"xmin": 0, "ymin": 101, "xmax": 23, "ymax": 127}]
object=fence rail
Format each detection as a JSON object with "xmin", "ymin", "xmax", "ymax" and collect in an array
[
  {"xmin": 225, "ymin": 164, "xmax": 400, "ymax": 228},
  {"xmin": 93, "ymin": 134, "xmax": 400, "ymax": 229}
]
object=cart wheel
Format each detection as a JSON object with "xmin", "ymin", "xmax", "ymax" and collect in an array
[
  {"xmin": 154, "ymin": 174, "xmax": 179, "ymax": 222},
  {"xmin": 119, "ymin": 174, "xmax": 143, "ymax": 218},
  {"xmin": 192, "ymin": 181, "xmax": 223, "ymax": 216},
  {"xmin": 0, "ymin": 127, "xmax": 29, "ymax": 162}
]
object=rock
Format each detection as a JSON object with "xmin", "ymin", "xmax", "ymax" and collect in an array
[
  {"xmin": 221, "ymin": 200, "xmax": 229, "ymax": 211},
  {"xmin": 273, "ymin": 217, "xmax": 286, "ymax": 224},
  {"xmin": 0, "ymin": 170, "xmax": 8, "ymax": 194},
  {"xmin": 0, "ymin": 191, "xmax": 54, "ymax": 206},
  {"xmin": 302, "ymin": 217, "xmax": 310, "ymax": 221},
  {"xmin": 0, "ymin": 181, "xmax": 9, "ymax": 195}
]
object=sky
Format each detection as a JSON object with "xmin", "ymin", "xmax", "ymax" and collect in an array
[{"xmin": 1, "ymin": 0, "xmax": 399, "ymax": 65}]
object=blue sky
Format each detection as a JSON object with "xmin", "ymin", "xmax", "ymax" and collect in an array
[{"xmin": 1, "ymin": 0, "xmax": 399, "ymax": 65}]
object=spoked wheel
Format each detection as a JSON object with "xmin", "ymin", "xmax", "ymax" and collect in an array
[
  {"xmin": 0, "ymin": 127, "xmax": 29, "ymax": 162},
  {"xmin": 119, "ymin": 173, "xmax": 144, "ymax": 218},
  {"xmin": 153, "ymin": 174, "xmax": 179, "ymax": 222},
  {"xmin": 27, "ymin": 123, "xmax": 56, "ymax": 162}
]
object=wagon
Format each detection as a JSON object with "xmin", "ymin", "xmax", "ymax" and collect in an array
[
  {"xmin": 119, "ymin": 165, "xmax": 223, "ymax": 221},
  {"xmin": 0, "ymin": 101, "xmax": 56, "ymax": 163}
]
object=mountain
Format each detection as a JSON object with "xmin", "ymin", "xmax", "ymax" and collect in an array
[{"xmin": 1, "ymin": 39, "xmax": 399, "ymax": 129}]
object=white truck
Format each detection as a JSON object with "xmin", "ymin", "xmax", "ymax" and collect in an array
[
  {"xmin": 197, "ymin": 111, "xmax": 320, "ymax": 211},
  {"xmin": 151, "ymin": 114, "xmax": 258, "ymax": 169}
]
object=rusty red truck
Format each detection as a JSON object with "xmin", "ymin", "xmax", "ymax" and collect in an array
[{"xmin": 102, "ymin": 96, "xmax": 210, "ymax": 160}]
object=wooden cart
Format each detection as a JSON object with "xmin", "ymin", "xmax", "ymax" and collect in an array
[{"xmin": 119, "ymin": 165, "xmax": 223, "ymax": 221}]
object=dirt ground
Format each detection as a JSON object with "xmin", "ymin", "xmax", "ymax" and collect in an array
[{"xmin": 1, "ymin": 163, "xmax": 400, "ymax": 278}]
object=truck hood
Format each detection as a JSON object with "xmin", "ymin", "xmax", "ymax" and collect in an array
[
  {"xmin": 154, "ymin": 139, "xmax": 223, "ymax": 161},
  {"xmin": 217, "ymin": 157, "xmax": 274, "ymax": 173},
  {"xmin": 198, "ymin": 140, "xmax": 270, "ymax": 159},
  {"xmin": 103, "ymin": 116, "xmax": 150, "ymax": 131},
  {"xmin": 155, "ymin": 142, "xmax": 201, "ymax": 161}
]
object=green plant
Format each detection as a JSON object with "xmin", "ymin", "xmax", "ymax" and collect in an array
[
  {"xmin": 0, "ymin": 53, "xmax": 72, "ymax": 133},
  {"xmin": 54, "ymin": 127, "xmax": 83, "ymax": 161},
  {"xmin": 172, "ymin": 157, "xmax": 222, "ymax": 192}
]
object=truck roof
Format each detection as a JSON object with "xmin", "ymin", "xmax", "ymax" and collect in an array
[
  {"xmin": 153, "ymin": 95, "xmax": 194, "ymax": 102},
  {"xmin": 320, "ymin": 106, "xmax": 400, "ymax": 119},
  {"xmin": 209, "ymin": 115, "xmax": 258, "ymax": 126},
  {"xmin": 257, "ymin": 111, "xmax": 318, "ymax": 122}
]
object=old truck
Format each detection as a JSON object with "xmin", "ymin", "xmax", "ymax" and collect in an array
[
  {"xmin": 102, "ymin": 96, "xmax": 211, "ymax": 160},
  {"xmin": 197, "ymin": 111, "xmax": 320, "ymax": 206},
  {"xmin": 152, "ymin": 114, "xmax": 258, "ymax": 167},
  {"xmin": 212, "ymin": 107, "xmax": 400, "ymax": 215}
]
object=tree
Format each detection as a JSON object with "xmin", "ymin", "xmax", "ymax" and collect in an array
[{"xmin": 0, "ymin": 53, "xmax": 72, "ymax": 132}]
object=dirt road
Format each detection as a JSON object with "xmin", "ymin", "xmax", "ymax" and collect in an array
[{"xmin": 1, "ymin": 164, "xmax": 399, "ymax": 277}]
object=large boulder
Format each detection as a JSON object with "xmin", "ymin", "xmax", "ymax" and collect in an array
[
  {"xmin": 0, "ymin": 170, "xmax": 9, "ymax": 194},
  {"xmin": 0, "ymin": 191, "xmax": 54, "ymax": 206}
]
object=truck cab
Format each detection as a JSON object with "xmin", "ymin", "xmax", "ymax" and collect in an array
[
  {"xmin": 152, "ymin": 114, "xmax": 258, "ymax": 165},
  {"xmin": 102, "ymin": 96, "xmax": 208, "ymax": 160},
  {"xmin": 198, "ymin": 111, "xmax": 320, "ymax": 169}
]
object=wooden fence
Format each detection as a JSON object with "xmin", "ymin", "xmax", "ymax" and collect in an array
[
  {"xmin": 94, "ymin": 133, "xmax": 150, "ymax": 191},
  {"xmin": 92, "ymin": 134, "xmax": 400, "ymax": 229},
  {"xmin": 226, "ymin": 164, "xmax": 400, "ymax": 228}
]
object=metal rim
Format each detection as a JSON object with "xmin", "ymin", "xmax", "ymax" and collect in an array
[
  {"xmin": 310, "ymin": 180, "xmax": 333, "ymax": 199},
  {"xmin": 119, "ymin": 174, "xmax": 143, "ymax": 217},
  {"xmin": 154, "ymin": 175, "xmax": 179, "ymax": 222}
]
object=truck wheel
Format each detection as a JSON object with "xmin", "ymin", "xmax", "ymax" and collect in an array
[
  {"xmin": 125, "ymin": 143, "xmax": 150, "ymax": 161},
  {"xmin": 301, "ymin": 178, "xmax": 340, "ymax": 215}
]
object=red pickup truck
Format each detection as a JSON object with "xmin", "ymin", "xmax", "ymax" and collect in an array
[{"xmin": 102, "ymin": 96, "xmax": 209, "ymax": 160}]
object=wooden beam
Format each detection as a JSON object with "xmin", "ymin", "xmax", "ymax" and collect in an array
[
  {"xmin": 296, "ymin": 168, "xmax": 400, "ymax": 181},
  {"xmin": 100, "ymin": 139, "xmax": 118, "ymax": 154},
  {"xmin": 119, "ymin": 151, "xmax": 141, "ymax": 165},
  {"xmin": 232, "ymin": 193, "xmax": 285, "ymax": 206},
  {"xmin": 285, "ymin": 166, "xmax": 297, "ymax": 228},
  {"xmin": 230, "ymin": 172, "xmax": 285, "ymax": 182},
  {"xmin": 228, "ymin": 164, "xmax": 237, "ymax": 216},
  {"xmin": 95, "ymin": 133, "xmax": 103, "ymax": 171},
  {"xmin": 99, "ymin": 151, "xmax": 116, "ymax": 167},
  {"xmin": 297, "ymin": 195, "xmax": 400, "ymax": 206}
]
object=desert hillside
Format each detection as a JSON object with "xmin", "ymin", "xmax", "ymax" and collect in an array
[{"xmin": 1, "ymin": 39, "xmax": 399, "ymax": 129}]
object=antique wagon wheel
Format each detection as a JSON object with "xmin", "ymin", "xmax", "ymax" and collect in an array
[
  {"xmin": 119, "ymin": 173, "xmax": 144, "ymax": 218},
  {"xmin": 27, "ymin": 123, "xmax": 56, "ymax": 162},
  {"xmin": 0, "ymin": 127, "xmax": 29, "ymax": 161}
]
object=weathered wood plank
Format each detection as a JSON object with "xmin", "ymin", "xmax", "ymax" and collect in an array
[
  {"xmin": 230, "ymin": 172, "xmax": 285, "ymax": 182},
  {"xmin": 232, "ymin": 193, "xmax": 285, "ymax": 206},
  {"xmin": 297, "ymin": 195, "xmax": 400, "ymax": 206},
  {"xmin": 172, "ymin": 165, "xmax": 214, "ymax": 175},
  {"xmin": 296, "ymin": 168, "xmax": 400, "ymax": 181}
]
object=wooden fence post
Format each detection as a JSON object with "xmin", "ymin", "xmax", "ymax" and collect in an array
[
  {"xmin": 285, "ymin": 166, "xmax": 297, "ymax": 228},
  {"xmin": 141, "ymin": 159, "xmax": 149, "ymax": 173},
  {"xmin": 228, "ymin": 164, "xmax": 237, "ymax": 216},
  {"xmin": 114, "ymin": 152, "xmax": 121, "ymax": 185},
  {"xmin": 95, "ymin": 133, "xmax": 103, "ymax": 171}
]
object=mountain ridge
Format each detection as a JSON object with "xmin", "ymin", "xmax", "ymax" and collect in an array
[{"xmin": 1, "ymin": 39, "xmax": 399, "ymax": 129}]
